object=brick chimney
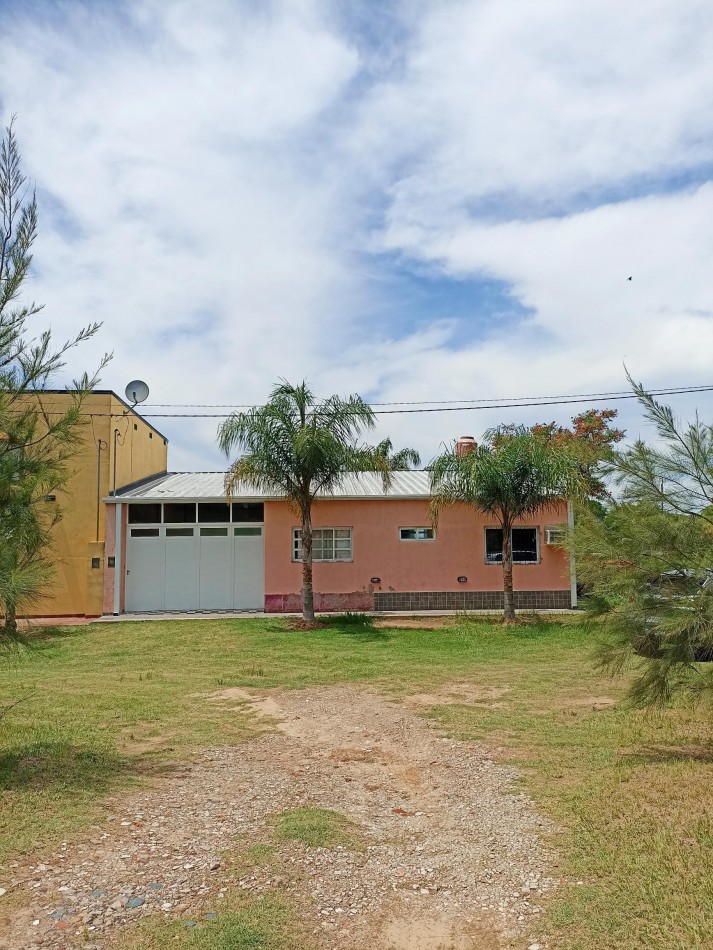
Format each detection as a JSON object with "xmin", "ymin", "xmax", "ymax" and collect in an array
[{"xmin": 456, "ymin": 435, "xmax": 477, "ymax": 456}]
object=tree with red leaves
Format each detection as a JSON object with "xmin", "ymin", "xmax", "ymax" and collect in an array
[{"xmin": 494, "ymin": 409, "xmax": 624, "ymax": 498}]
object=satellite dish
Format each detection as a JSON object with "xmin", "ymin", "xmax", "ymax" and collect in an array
[{"xmin": 125, "ymin": 380, "xmax": 149, "ymax": 406}]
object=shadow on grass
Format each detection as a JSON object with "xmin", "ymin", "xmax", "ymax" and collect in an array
[
  {"xmin": 318, "ymin": 613, "xmax": 389, "ymax": 642},
  {"xmin": 0, "ymin": 739, "xmax": 180, "ymax": 795},
  {"xmin": 0, "ymin": 625, "xmax": 85, "ymax": 659},
  {"xmin": 620, "ymin": 742, "xmax": 713, "ymax": 765}
]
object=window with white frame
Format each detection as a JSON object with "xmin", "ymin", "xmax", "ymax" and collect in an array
[
  {"xmin": 485, "ymin": 527, "xmax": 539, "ymax": 564},
  {"xmin": 399, "ymin": 527, "xmax": 435, "ymax": 541},
  {"xmin": 292, "ymin": 527, "xmax": 352, "ymax": 561}
]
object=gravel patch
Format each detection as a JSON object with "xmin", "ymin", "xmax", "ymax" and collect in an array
[{"xmin": 0, "ymin": 685, "xmax": 558, "ymax": 949}]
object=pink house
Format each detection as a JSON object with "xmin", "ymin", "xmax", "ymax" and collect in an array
[{"xmin": 103, "ymin": 471, "xmax": 575, "ymax": 615}]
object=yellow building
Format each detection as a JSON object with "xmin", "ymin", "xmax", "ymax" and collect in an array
[{"xmin": 20, "ymin": 391, "xmax": 168, "ymax": 618}]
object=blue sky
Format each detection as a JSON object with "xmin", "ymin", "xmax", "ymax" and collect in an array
[{"xmin": 1, "ymin": 0, "xmax": 713, "ymax": 468}]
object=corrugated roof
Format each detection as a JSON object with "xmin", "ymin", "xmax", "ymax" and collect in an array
[{"xmin": 107, "ymin": 470, "xmax": 432, "ymax": 502}]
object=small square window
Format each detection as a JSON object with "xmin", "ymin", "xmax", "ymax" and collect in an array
[
  {"xmin": 128, "ymin": 504, "xmax": 161, "ymax": 524},
  {"xmin": 399, "ymin": 527, "xmax": 435, "ymax": 541},
  {"xmin": 198, "ymin": 503, "xmax": 230, "ymax": 523},
  {"xmin": 232, "ymin": 502, "xmax": 264, "ymax": 522},
  {"xmin": 164, "ymin": 502, "xmax": 196, "ymax": 524}
]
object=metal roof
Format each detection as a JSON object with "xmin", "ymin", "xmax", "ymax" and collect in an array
[{"xmin": 106, "ymin": 470, "xmax": 432, "ymax": 502}]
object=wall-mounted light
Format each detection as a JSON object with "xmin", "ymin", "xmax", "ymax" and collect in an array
[
  {"xmin": 91, "ymin": 557, "xmax": 101, "ymax": 569},
  {"xmin": 108, "ymin": 557, "xmax": 116, "ymax": 568},
  {"xmin": 457, "ymin": 576, "xmax": 468, "ymax": 583},
  {"xmin": 370, "ymin": 577, "xmax": 381, "ymax": 584}
]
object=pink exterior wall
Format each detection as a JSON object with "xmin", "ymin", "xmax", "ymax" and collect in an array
[
  {"xmin": 102, "ymin": 505, "xmax": 116, "ymax": 614},
  {"xmin": 103, "ymin": 503, "xmax": 128, "ymax": 614},
  {"xmin": 264, "ymin": 498, "xmax": 570, "ymax": 610}
]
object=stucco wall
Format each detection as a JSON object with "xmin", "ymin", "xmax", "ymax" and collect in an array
[
  {"xmin": 263, "ymin": 498, "xmax": 570, "ymax": 607},
  {"xmin": 18, "ymin": 392, "xmax": 167, "ymax": 617},
  {"xmin": 108, "ymin": 395, "xmax": 167, "ymax": 495}
]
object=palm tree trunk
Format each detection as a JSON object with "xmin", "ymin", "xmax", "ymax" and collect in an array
[
  {"xmin": 300, "ymin": 508, "xmax": 315, "ymax": 623},
  {"xmin": 502, "ymin": 524, "xmax": 515, "ymax": 622}
]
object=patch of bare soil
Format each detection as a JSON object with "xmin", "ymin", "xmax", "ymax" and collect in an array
[
  {"xmin": 286, "ymin": 619, "xmax": 322, "ymax": 631},
  {"xmin": 1, "ymin": 687, "xmax": 557, "ymax": 950},
  {"xmin": 380, "ymin": 914, "xmax": 500, "ymax": 950}
]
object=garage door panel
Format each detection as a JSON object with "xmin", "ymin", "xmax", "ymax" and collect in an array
[
  {"xmin": 199, "ymin": 528, "xmax": 233, "ymax": 609},
  {"xmin": 126, "ymin": 529, "xmax": 164, "ymax": 611},
  {"xmin": 234, "ymin": 527, "xmax": 264, "ymax": 609},
  {"xmin": 165, "ymin": 529, "xmax": 198, "ymax": 611}
]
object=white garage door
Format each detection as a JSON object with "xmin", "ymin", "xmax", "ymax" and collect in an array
[
  {"xmin": 125, "ymin": 525, "xmax": 264, "ymax": 611},
  {"xmin": 125, "ymin": 528, "xmax": 164, "ymax": 611}
]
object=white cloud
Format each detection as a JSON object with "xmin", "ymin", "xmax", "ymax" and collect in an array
[{"xmin": 1, "ymin": 0, "xmax": 712, "ymax": 469}]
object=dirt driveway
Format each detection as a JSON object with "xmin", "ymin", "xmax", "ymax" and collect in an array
[{"xmin": 2, "ymin": 686, "xmax": 557, "ymax": 950}]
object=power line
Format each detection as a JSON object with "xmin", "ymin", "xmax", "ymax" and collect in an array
[
  {"xmin": 17, "ymin": 383, "xmax": 713, "ymax": 418},
  {"xmin": 139, "ymin": 383, "xmax": 713, "ymax": 409}
]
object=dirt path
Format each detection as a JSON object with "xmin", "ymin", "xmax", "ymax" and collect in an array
[{"xmin": 1, "ymin": 686, "xmax": 557, "ymax": 950}]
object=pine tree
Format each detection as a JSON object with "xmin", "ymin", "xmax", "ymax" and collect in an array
[{"xmin": 0, "ymin": 119, "xmax": 109, "ymax": 633}]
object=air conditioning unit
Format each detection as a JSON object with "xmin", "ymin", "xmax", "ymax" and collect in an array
[{"xmin": 545, "ymin": 527, "xmax": 566, "ymax": 545}]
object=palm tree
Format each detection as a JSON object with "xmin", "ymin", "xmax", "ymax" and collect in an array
[
  {"xmin": 375, "ymin": 438, "xmax": 421, "ymax": 471},
  {"xmin": 218, "ymin": 381, "xmax": 391, "ymax": 624},
  {"xmin": 430, "ymin": 427, "xmax": 581, "ymax": 622}
]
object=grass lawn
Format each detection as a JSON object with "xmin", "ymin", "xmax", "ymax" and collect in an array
[{"xmin": 1, "ymin": 614, "xmax": 712, "ymax": 949}]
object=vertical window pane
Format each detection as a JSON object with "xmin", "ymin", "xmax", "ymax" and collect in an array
[
  {"xmin": 485, "ymin": 528, "xmax": 503, "ymax": 563},
  {"xmin": 512, "ymin": 528, "xmax": 538, "ymax": 563}
]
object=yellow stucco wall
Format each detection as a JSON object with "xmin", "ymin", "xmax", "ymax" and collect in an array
[{"xmin": 17, "ymin": 391, "xmax": 167, "ymax": 617}]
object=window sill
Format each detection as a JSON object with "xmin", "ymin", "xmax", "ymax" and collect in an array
[
  {"xmin": 485, "ymin": 561, "xmax": 541, "ymax": 566},
  {"xmin": 291, "ymin": 560, "xmax": 354, "ymax": 564}
]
